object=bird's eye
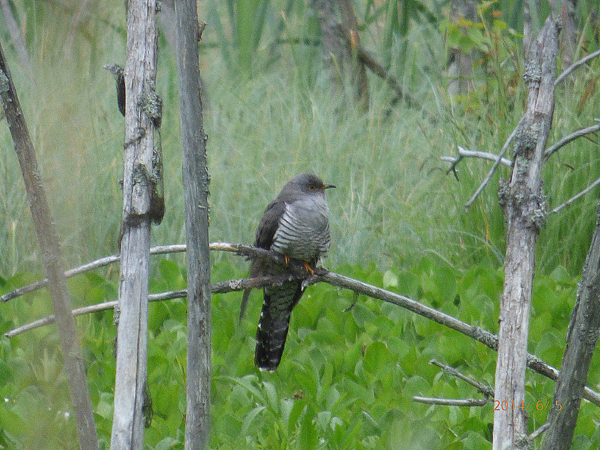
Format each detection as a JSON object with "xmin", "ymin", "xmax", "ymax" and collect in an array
[{"xmin": 308, "ymin": 185, "xmax": 316, "ymax": 190}]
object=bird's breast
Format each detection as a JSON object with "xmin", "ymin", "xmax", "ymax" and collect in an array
[{"xmin": 270, "ymin": 199, "xmax": 330, "ymax": 262}]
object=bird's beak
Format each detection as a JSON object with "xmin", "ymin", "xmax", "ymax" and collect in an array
[{"xmin": 323, "ymin": 183, "xmax": 336, "ymax": 190}]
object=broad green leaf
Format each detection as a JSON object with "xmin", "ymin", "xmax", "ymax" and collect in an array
[
  {"xmin": 224, "ymin": 375, "xmax": 266, "ymax": 405},
  {"xmin": 299, "ymin": 404, "xmax": 318, "ymax": 450},
  {"xmin": 262, "ymin": 381, "xmax": 279, "ymax": 413},
  {"xmin": 240, "ymin": 405, "xmax": 266, "ymax": 436},
  {"xmin": 363, "ymin": 341, "xmax": 393, "ymax": 374},
  {"xmin": 383, "ymin": 270, "xmax": 399, "ymax": 289},
  {"xmin": 352, "ymin": 303, "xmax": 377, "ymax": 328}
]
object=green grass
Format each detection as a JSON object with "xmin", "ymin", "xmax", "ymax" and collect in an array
[
  {"xmin": 2, "ymin": 258, "xmax": 599, "ymax": 448},
  {"xmin": 1, "ymin": 0, "xmax": 600, "ymax": 448},
  {"xmin": 1, "ymin": 1, "xmax": 598, "ymax": 279}
]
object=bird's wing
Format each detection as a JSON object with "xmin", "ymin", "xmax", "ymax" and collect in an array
[
  {"xmin": 239, "ymin": 200, "xmax": 287, "ymax": 323},
  {"xmin": 255, "ymin": 200, "xmax": 287, "ymax": 249}
]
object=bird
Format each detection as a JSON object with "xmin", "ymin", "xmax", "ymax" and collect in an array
[{"xmin": 241, "ymin": 173, "xmax": 335, "ymax": 372}]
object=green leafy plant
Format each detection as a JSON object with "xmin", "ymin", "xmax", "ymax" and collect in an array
[{"xmin": 1, "ymin": 256, "xmax": 598, "ymax": 448}]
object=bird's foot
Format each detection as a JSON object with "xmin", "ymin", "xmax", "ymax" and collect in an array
[{"xmin": 303, "ymin": 262, "xmax": 315, "ymax": 275}]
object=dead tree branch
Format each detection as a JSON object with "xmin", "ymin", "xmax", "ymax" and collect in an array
[
  {"xmin": 440, "ymin": 117, "xmax": 523, "ymax": 210},
  {"xmin": 0, "ymin": 40, "xmax": 98, "ymax": 450},
  {"xmin": 355, "ymin": 45, "xmax": 420, "ymax": 109},
  {"xmin": 543, "ymin": 120, "xmax": 600, "ymax": 161},
  {"xmin": 413, "ymin": 359, "xmax": 493, "ymax": 408},
  {"xmin": 493, "ymin": 16, "xmax": 560, "ymax": 450},
  {"xmin": 5, "ymin": 273, "xmax": 302, "ymax": 338},
  {"xmin": 529, "ymin": 422, "xmax": 551, "ymax": 442},
  {"xmin": 430, "ymin": 359, "xmax": 494, "ymax": 398},
  {"xmin": 413, "ymin": 397, "xmax": 489, "ymax": 407},
  {"xmin": 443, "ymin": 118, "xmax": 598, "ymax": 194},
  {"xmin": 554, "ymin": 48, "xmax": 600, "ymax": 86},
  {"xmin": 338, "ymin": 0, "xmax": 369, "ymax": 108},
  {"xmin": 1, "ymin": 244, "xmax": 187, "ymax": 303},
  {"xmin": 1, "ymin": 242, "xmax": 302, "ymax": 304},
  {"xmin": 441, "ymin": 146, "xmax": 513, "ymax": 178},
  {"xmin": 444, "ymin": 116, "xmax": 599, "ymax": 214},
  {"xmin": 455, "ymin": 146, "xmax": 512, "ymax": 167},
  {"xmin": 110, "ymin": 0, "xmax": 159, "ymax": 447},
  {"xmin": 464, "ymin": 118, "xmax": 524, "ymax": 212},
  {"xmin": 6, "ymin": 242, "xmax": 600, "ymax": 410},
  {"xmin": 549, "ymin": 177, "xmax": 600, "ymax": 215},
  {"xmin": 174, "ymin": 1, "xmax": 211, "ymax": 448},
  {"xmin": 541, "ymin": 200, "xmax": 600, "ymax": 449}
]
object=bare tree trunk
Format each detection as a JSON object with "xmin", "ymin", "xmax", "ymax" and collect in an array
[
  {"xmin": 174, "ymin": 2, "xmax": 212, "ymax": 450},
  {"xmin": 312, "ymin": 0, "xmax": 369, "ymax": 108},
  {"xmin": 110, "ymin": 0, "xmax": 159, "ymax": 448},
  {"xmin": 560, "ymin": 0, "xmax": 578, "ymax": 69},
  {"xmin": 0, "ymin": 42, "xmax": 98, "ymax": 450},
  {"xmin": 523, "ymin": 0, "xmax": 532, "ymax": 56},
  {"xmin": 541, "ymin": 202, "xmax": 600, "ymax": 449},
  {"xmin": 493, "ymin": 16, "xmax": 560, "ymax": 450},
  {"xmin": 337, "ymin": 0, "xmax": 369, "ymax": 108},
  {"xmin": 448, "ymin": 0, "xmax": 477, "ymax": 96}
]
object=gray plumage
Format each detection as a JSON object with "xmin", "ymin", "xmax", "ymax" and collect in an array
[{"xmin": 241, "ymin": 173, "xmax": 335, "ymax": 372}]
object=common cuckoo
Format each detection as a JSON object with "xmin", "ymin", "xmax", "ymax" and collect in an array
[{"xmin": 242, "ymin": 173, "xmax": 335, "ymax": 372}]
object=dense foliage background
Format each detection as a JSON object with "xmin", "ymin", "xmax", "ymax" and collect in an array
[{"xmin": 0, "ymin": 0, "xmax": 599, "ymax": 448}]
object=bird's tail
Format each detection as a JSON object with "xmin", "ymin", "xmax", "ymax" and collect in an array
[
  {"xmin": 254, "ymin": 282, "xmax": 304, "ymax": 372},
  {"xmin": 239, "ymin": 288, "xmax": 251, "ymax": 324}
]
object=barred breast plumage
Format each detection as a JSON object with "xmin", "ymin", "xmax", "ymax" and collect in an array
[{"xmin": 271, "ymin": 197, "xmax": 331, "ymax": 263}]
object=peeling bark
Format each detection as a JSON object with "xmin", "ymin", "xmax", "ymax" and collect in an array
[
  {"xmin": 493, "ymin": 16, "xmax": 560, "ymax": 450},
  {"xmin": 541, "ymin": 205, "xmax": 600, "ymax": 449},
  {"xmin": 173, "ymin": 1, "xmax": 212, "ymax": 449},
  {"xmin": 110, "ymin": 0, "xmax": 159, "ymax": 448}
]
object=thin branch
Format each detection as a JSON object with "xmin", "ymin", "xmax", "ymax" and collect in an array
[
  {"xmin": 549, "ymin": 177, "xmax": 600, "ymax": 215},
  {"xmin": 543, "ymin": 120, "xmax": 600, "ymax": 161},
  {"xmin": 5, "ymin": 273, "xmax": 306, "ymax": 338},
  {"xmin": 330, "ymin": 29, "xmax": 438, "ymax": 121},
  {"xmin": 338, "ymin": 0, "xmax": 369, "ymax": 108},
  {"xmin": 441, "ymin": 154, "xmax": 463, "ymax": 181},
  {"xmin": 555, "ymin": 49, "xmax": 600, "ymax": 86},
  {"xmin": 1, "ymin": 243, "xmax": 307, "ymax": 303},
  {"xmin": 356, "ymin": 45, "xmax": 418, "ymax": 108},
  {"xmin": 430, "ymin": 359, "xmax": 494, "ymax": 398},
  {"xmin": 2, "ymin": 244, "xmax": 186, "ymax": 302},
  {"xmin": 464, "ymin": 116, "xmax": 524, "ymax": 212},
  {"xmin": 7, "ymin": 300, "xmax": 118, "ymax": 337},
  {"xmin": 413, "ymin": 396, "xmax": 489, "ymax": 407},
  {"xmin": 6, "ymin": 243, "xmax": 600, "ymax": 408},
  {"xmin": 319, "ymin": 271, "xmax": 600, "ymax": 407},
  {"xmin": 445, "ymin": 117, "xmax": 599, "ymax": 213},
  {"xmin": 456, "ymin": 146, "xmax": 512, "ymax": 167},
  {"xmin": 529, "ymin": 422, "xmax": 551, "ymax": 441},
  {"xmin": 442, "ymin": 146, "xmax": 512, "ymax": 180}
]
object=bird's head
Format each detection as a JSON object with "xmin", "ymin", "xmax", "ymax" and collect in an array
[{"xmin": 284, "ymin": 173, "xmax": 336, "ymax": 196}]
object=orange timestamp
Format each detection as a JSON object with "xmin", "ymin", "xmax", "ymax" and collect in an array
[{"xmin": 494, "ymin": 399, "xmax": 562, "ymax": 412}]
